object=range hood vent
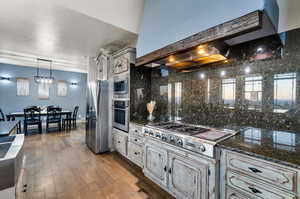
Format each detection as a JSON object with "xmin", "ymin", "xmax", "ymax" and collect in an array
[{"xmin": 136, "ymin": 10, "xmax": 279, "ymax": 69}]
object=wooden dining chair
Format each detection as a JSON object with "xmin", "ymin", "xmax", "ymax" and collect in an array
[
  {"xmin": 46, "ymin": 106, "xmax": 62, "ymax": 132},
  {"xmin": 63, "ymin": 106, "xmax": 79, "ymax": 130},
  {"xmin": 24, "ymin": 106, "xmax": 42, "ymax": 135}
]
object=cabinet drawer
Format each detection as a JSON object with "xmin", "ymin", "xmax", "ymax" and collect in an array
[
  {"xmin": 227, "ymin": 170, "xmax": 296, "ymax": 199},
  {"xmin": 129, "ymin": 123, "xmax": 143, "ymax": 136},
  {"xmin": 129, "ymin": 135, "xmax": 144, "ymax": 146},
  {"xmin": 128, "ymin": 142, "xmax": 143, "ymax": 167},
  {"xmin": 227, "ymin": 151, "xmax": 297, "ymax": 192},
  {"xmin": 113, "ymin": 129, "xmax": 128, "ymax": 157},
  {"xmin": 226, "ymin": 187, "xmax": 251, "ymax": 199}
]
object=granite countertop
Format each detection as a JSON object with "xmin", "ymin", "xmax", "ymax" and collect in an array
[
  {"xmin": 0, "ymin": 121, "xmax": 20, "ymax": 136},
  {"xmin": 218, "ymin": 127, "xmax": 300, "ymax": 169},
  {"xmin": 0, "ymin": 134, "xmax": 24, "ymax": 161}
]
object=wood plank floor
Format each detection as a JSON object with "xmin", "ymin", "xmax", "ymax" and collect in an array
[{"xmin": 18, "ymin": 125, "xmax": 175, "ymax": 199}]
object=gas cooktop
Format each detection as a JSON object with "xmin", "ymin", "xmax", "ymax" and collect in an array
[
  {"xmin": 144, "ymin": 121, "xmax": 238, "ymax": 158},
  {"xmin": 150, "ymin": 122, "xmax": 210, "ymax": 135}
]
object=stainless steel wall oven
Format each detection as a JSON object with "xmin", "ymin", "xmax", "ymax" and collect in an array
[{"xmin": 112, "ymin": 99, "xmax": 129, "ymax": 132}]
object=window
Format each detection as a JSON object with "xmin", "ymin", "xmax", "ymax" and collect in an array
[
  {"xmin": 274, "ymin": 73, "xmax": 296, "ymax": 113},
  {"xmin": 222, "ymin": 78, "xmax": 236, "ymax": 108},
  {"xmin": 205, "ymin": 79, "xmax": 211, "ymax": 104},
  {"xmin": 174, "ymin": 82, "xmax": 182, "ymax": 121},
  {"xmin": 273, "ymin": 131, "xmax": 296, "ymax": 151},
  {"xmin": 244, "ymin": 128, "xmax": 262, "ymax": 145},
  {"xmin": 244, "ymin": 75, "xmax": 263, "ymax": 110},
  {"xmin": 168, "ymin": 83, "xmax": 172, "ymax": 119}
]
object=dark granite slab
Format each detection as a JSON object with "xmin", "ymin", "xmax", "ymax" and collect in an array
[
  {"xmin": 218, "ymin": 127, "xmax": 300, "ymax": 169},
  {"xmin": 0, "ymin": 121, "xmax": 19, "ymax": 136},
  {"xmin": 130, "ymin": 119, "xmax": 170, "ymax": 126}
]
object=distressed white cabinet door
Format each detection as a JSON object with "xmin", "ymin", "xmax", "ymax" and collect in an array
[
  {"xmin": 144, "ymin": 143, "xmax": 168, "ymax": 187},
  {"xmin": 168, "ymin": 152, "xmax": 208, "ymax": 199}
]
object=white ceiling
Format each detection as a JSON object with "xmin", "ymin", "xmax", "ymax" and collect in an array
[{"xmin": 0, "ymin": 0, "xmax": 145, "ymax": 73}]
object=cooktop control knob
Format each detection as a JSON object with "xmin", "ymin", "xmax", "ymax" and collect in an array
[
  {"xmin": 155, "ymin": 133, "xmax": 161, "ymax": 138},
  {"xmin": 149, "ymin": 131, "xmax": 154, "ymax": 136},
  {"xmin": 144, "ymin": 129, "xmax": 149, "ymax": 135},
  {"xmin": 177, "ymin": 139, "xmax": 183, "ymax": 146},
  {"xmin": 199, "ymin": 144, "xmax": 206, "ymax": 152},
  {"xmin": 169, "ymin": 136, "xmax": 175, "ymax": 143},
  {"xmin": 161, "ymin": 134, "xmax": 167, "ymax": 141}
]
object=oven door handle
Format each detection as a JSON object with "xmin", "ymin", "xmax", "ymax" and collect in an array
[{"xmin": 112, "ymin": 108, "xmax": 129, "ymax": 111}]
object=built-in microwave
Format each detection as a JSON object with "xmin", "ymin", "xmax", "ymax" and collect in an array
[
  {"xmin": 113, "ymin": 74, "xmax": 129, "ymax": 98},
  {"xmin": 112, "ymin": 99, "xmax": 129, "ymax": 132}
]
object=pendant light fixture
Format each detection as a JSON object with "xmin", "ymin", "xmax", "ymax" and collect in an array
[{"xmin": 34, "ymin": 58, "xmax": 54, "ymax": 84}]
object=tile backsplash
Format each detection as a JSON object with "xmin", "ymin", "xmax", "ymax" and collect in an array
[{"xmin": 131, "ymin": 28, "xmax": 300, "ymax": 132}]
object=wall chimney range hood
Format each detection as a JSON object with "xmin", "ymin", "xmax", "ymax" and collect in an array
[{"xmin": 136, "ymin": 10, "xmax": 280, "ymax": 69}]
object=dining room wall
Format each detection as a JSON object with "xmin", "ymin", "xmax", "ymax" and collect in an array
[{"xmin": 0, "ymin": 63, "xmax": 87, "ymax": 120}]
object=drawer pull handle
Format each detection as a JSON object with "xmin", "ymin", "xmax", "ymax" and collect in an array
[
  {"xmin": 168, "ymin": 168, "xmax": 172, "ymax": 174},
  {"xmin": 248, "ymin": 167, "xmax": 262, "ymax": 173},
  {"xmin": 164, "ymin": 166, "xmax": 167, "ymax": 172},
  {"xmin": 248, "ymin": 187, "xmax": 262, "ymax": 194}
]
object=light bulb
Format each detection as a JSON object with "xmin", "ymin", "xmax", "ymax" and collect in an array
[
  {"xmin": 200, "ymin": 73, "xmax": 205, "ymax": 79},
  {"xmin": 245, "ymin": 67, "xmax": 251, "ymax": 74},
  {"xmin": 221, "ymin": 71, "xmax": 226, "ymax": 77}
]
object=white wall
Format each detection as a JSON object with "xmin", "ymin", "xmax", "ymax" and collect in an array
[
  {"xmin": 276, "ymin": 0, "xmax": 300, "ymax": 33},
  {"xmin": 136, "ymin": 0, "xmax": 264, "ymax": 57}
]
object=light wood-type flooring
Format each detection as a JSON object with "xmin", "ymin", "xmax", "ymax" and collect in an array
[{"xmin": 18, "ymin": 125, "xmax": 174, "ymax": 199}]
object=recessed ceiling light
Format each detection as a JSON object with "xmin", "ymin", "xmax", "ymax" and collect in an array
[
  {"xmin": 169, "ymin": 57, "xmax": 175, "ymax": 62},
  {"xmin": 200, "ymin": 73, "xmax": 205, "ymax": 79},
  {"xmin": 197, "ymin": 49, "xmax": 205, "ymax": 55}
]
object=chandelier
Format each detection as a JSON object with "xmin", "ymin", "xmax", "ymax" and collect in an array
[{"xmin": 34, "ymin": 58, "xmax": 54, "ymax": 84}]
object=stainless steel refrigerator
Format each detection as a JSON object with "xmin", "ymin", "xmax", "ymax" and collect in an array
[{"xmin": 85, "ymin": 80, "xmax": 109, "ymax": 153}]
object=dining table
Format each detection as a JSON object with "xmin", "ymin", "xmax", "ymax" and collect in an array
[{"xmin": 6, "ymin": 110, "xmax": 72, "ymax": 120}]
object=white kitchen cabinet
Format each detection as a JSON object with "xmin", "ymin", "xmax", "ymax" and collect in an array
[
  {"xmin": 128, "ymin": 142, "xmax": 143, "ymax": 167},
  {"xmin": 168, "ymin": 152, "xmax": 208, "ymax": 199},
  {"xmin": 112, "ymin": 48, "xmax": 136, "ymax": 74},
  {"xmin": 112, "ymin": 128, "xmax": 128, "ymax": 157},
  {"xmin": 144, "ymin": 143, "xmax": 168, "ymax": 188},
  {"xmin": 143, "ymin": 138, "xmax": 217, "ymax": 199},
  {"xmin": 220, "ymin": 149, "xmax": 300, "ymax": 199}
]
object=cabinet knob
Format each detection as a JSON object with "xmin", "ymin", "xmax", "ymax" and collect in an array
[
  {"xmin": 134, "ymin": 139, "xmax": 138, "ymax": 142},
  {"xmin": 168, "ymin": 168, "xmax": 172, "ymax": 174},
  {"xmin": 248, "ymin": 167, "xmax": 262, "ymax": 173},
  {"xmin": 248, "ymin": 187, "xmax": 262, "ymax": 194},
  {"xmin": 164, "ymin": 166, "xmax": 167, "ymax": 172},
  {"xmin": 118, "ymin": 141, "xmax": 121, "ymax": 143},
  {"xmin": 134, "ymin": 152, "xmax": 139, "ymax": 155}
]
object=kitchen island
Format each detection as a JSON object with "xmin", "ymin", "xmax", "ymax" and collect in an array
[
  {"xmin": 125, "ymin": 120, "xmax": 300, "ymax": 199},
  {"xmin": 0, "ymin": 121, "xmax": 20, "ymax": 136},
  {"xmin": 218, "ymin": 127, "xmax": 300, "ymax": 199}
]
